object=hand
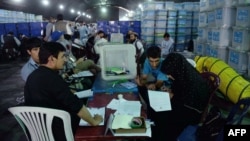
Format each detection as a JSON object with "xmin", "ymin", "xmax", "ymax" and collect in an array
[
  {"xmin": 147, "ymin": 84, "xmax": 156, "ymax": 90},
  {"xmin": 93, "ymin": 114, "xmax": 103, "ymax": 126},
  {"xmin": 134, "ymin": 76, "xmax": 142, "ymax": 86},
  {"xmin": 160, "ymin": 85, "xmax": 172, "ymax": 93}
]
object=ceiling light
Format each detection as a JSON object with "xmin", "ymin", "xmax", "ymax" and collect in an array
[
  {"xmin": 59, "ymin": 4, "xmax": 64, "ymax": 10},
  {"xmin": 42, "ymin": 0, "xmax": 49, "ymax": 6},
  {"xmin": 77, "ymin": 11, "xmax": 81, "ymax": 15},
  {"xmin": 70, "ymin": 9, "xmax": 75, "ymax": 13},
  {"xmin": 12, "ymin": 0, "xmax": 22, "ymax": 2},
  {"xmin": 101, "ymin": 7, "xmax": 107, "ymax": 13}
]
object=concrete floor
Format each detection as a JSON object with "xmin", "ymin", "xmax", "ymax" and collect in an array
[{"xmin": 0, "ymin": 58, "xmax": 27, "ymax": 141}]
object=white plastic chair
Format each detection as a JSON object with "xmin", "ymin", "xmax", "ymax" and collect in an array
[{"xmin": 8, "ymin": 106, "xmax": 74, "ymax": 141}]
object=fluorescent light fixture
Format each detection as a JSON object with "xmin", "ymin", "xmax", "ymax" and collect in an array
[
  {"xmin": 101, "ymin": 7, "xmax": 107, "ymax": 13},
  {"xmin": 12, "ymin": 0, "xmax": 22, "ymax": 2},
  {"xmin": 59, "ymin": 4, "xmax": 64, "ymax": 10},
  {"xmin": 42, "ymin": 0, "xmax": 49, "ymax": 6},
  {"xmin": 70, "ymin": 9, "xmax": 75, "ymax": 13}
]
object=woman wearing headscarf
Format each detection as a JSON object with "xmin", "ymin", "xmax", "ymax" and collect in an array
[{"xmin": 146, "ymin": 53, "xmax": 210, "ymax": 141}]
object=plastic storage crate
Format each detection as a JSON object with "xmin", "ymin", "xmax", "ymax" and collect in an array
[
  {"xmin": 207, "ymin": 11, "xmax": 216, "ymax": 27},
  {"xmin": 236, "ymin": 6, "xmax": 250, "ymax": 27},
  {"xmin": 209, "ymin": 45, "xmax": 228, "ymax": 62},
  {"xmin": 232, "ymin": 26, "xmax": 250, "ymax": 51},
  {"xmin": 197, "ymin": 27, "xmax": 207, "ymax": 42},
  {"xmin": 99, "ymin": 44, "xmax": 136, "ymax": 81},
  {"xmin": 167, "ymin": 18, "xmax": 177, "ymax": 27},
  {"xmin": 216, "ymin": 0, "xmax": 238, "ymax": 9},
  {"xmin": 195, "ymin": 42, "xmax": 207, "ymax": 56},
  {"xmin": 141, "ymin": 20, "xmax": 155, "ymax": 28},
  {"xmin": 199, "ymin": 12, "xmax": 207, "ymax": 27},
  {"xmin": 207, "ymin": 27, "xmax": 213, "ymax": 43},
  {"xmin": 155, "ymin": 20, "xmax": 167, "ymax": 28},
  {"xmin": 212, "ymin": 27, "xmax": 232, "ymax": 46},
  {"xmin": 155, "ymin": 28, "xmax": 166, "ymax": 34},
  {"xmin": 200, "ymin": 0, "xmax": 209, "ymax": 12},
  {"xmin": 238, "ymin": 0, "xmax": 250, "ymax": 5},
  {"xmin": 228, "ymin": 47, "xmax": 248, "ymax": 74},
  {"xmin": 141, "ymin": 27, "xmax": 154, "ymax": 36},
  {"xmin": 215, "ymin": 7, "xmax": 236, "ymax": 27}
]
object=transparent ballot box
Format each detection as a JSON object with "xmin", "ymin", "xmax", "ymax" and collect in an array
[{"xmin": 99, "ymin": 44, "xmax": 136, "ymax": 81}]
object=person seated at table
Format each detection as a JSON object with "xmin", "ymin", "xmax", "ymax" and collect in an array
[
  {"xmin": 24, "ymin": 42, "xmax": 103, "ymax": 141},
  {"xmin": 149, "ymin": 52, "xmax": 209, "ymax": 141},
  {"xmin": 136, "ymin": 46, "xmax": 169, "ymax": 90},
  {"xmin": 21, "ymin": 37, "xmax": 43, "ymax": 82}
]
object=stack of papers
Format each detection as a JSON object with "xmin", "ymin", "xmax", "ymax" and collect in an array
[
  {"xmin": 72, "ymin": 70, "xmax": 93, "ymax": 78},
  {"xmin": 107, "ymin": 99, "xmax": 141, "ymax": 117},
  {"xmin": 74, "ymin": 89, "xmax": 93, "ymax": 98},
  {"xmin": 79, "ymin": 107, "xmax": 105, "ymax": 126}
]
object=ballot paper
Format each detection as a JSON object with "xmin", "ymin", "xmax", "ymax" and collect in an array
[
  {"xmin": 79, "ymin": 107, "xmax": 105, "ymax": 126},
  {"xmin": 74, "ymin": 89, "xmax": 93, "ymax": 98},
  {"xmin": 148, "ymin": 90, "xmax": 172, "ymax": 112},
  {"xmin": 72, "ymin": 70, "xmax": 93, "ymax": 78}
]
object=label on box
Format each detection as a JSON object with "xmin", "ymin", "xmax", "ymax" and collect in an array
[{"xmin": 234, "ymin": 31, "xmax": 243, "ymax": 43}]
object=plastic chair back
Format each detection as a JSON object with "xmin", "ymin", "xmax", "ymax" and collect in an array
[
  {"xmin": 8, "ymin": 106, "xmax": 74, "ymax": 141},
  {"xmin": 200, "ymin": 71, "xmax": 221, "ymax": 122}
]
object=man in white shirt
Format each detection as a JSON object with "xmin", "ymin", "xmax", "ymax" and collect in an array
[
  {"xmin": 43, "ymin": 16, "xmax": 55, "ymax": 41},
  {"xmin": 161, "ymin": 32, "xmax": 174, "ymax": 58}
]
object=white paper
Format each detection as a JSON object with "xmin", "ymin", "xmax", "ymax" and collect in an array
[
  {"xmin": 79, "ymin": 107, "xmax": 105, "ymax": 126},
  {"xmin": 111, "ymin": 114, "xmax": 133, "ymax": 129},
  {"xmin": 148, "ymin": 90, "xmax": 172, "ymax": 112},
  {"xmin": 107, "ymin": 98, "xmax": 141, "ymax": 116},
  {"xmin": 74, "ymin": 89, "xmax": 93, "ymax": 98},
  {"xmin": 72, "ymin": 70, "xmax": 93, "ymax": 78},
  {"xmin": 114, "ymin": 101, "xmax": 141, "ymax": 117},
  {"xmin": 106, "ymin": 99, "xmax": 120, "ymax": 110}
]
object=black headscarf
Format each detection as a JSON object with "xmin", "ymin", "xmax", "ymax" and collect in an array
[{"xmin": 161, "ymin": 53, "xmax": 209, "ymax": 112}]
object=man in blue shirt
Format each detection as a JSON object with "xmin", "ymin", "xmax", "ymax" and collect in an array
[
  {"xmin": 136, "ymin": 46, "xmax": 169, "ymax": 90},
  {"xmin": 21, "ymin": 37, "xmax": 42, "ymax": 81}
]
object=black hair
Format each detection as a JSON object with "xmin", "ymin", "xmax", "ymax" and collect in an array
[
  {"xmin": 163, "ymin": 32, "xmax": 170, "ymax": 38},
  {"xmin": 57, "ymin": 14, "xmax": 63, "ymax": 20},
  {"xmin": 146, "ymin": 46, "xmax": 161, "ymax": 58},
  {"xmin": 97, "ymin": 30, "xmax": 105, "ymax": 35},
  {"xmin": 39, "ymin": 42, "xmax": 65, "ymax": 64},
  {"xmin": 25, "ymin": 37, "xmax": 43, "ymax": 51}
]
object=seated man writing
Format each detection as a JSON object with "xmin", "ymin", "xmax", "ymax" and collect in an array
[
  {"xmin": 24, "ymin": 42, "xmax": 103, "ymax": 141},
  {"xmin": 136, "ymin": 46, "xmax": 169, "ymax": 90}
]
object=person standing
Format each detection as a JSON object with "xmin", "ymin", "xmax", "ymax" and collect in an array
[
  {"xmin": 44, "ymin": 16, "xmax": 55, "ymax": 42},
  {"xmin": 160, "ymin": 32, "xmax": 174, "ymax": 58}
]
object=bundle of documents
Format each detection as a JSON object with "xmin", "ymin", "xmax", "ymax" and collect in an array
[
  {"xmin": 71, "ymin": 70, "xmax": 93, "ymax": 78},
  {"xmin": 79, "ymin": 107, "xmax": 105, "ymax": 126},
  {"xmin": 74, "ymin": 89, "xmax": 93, "ymax": 98}
]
